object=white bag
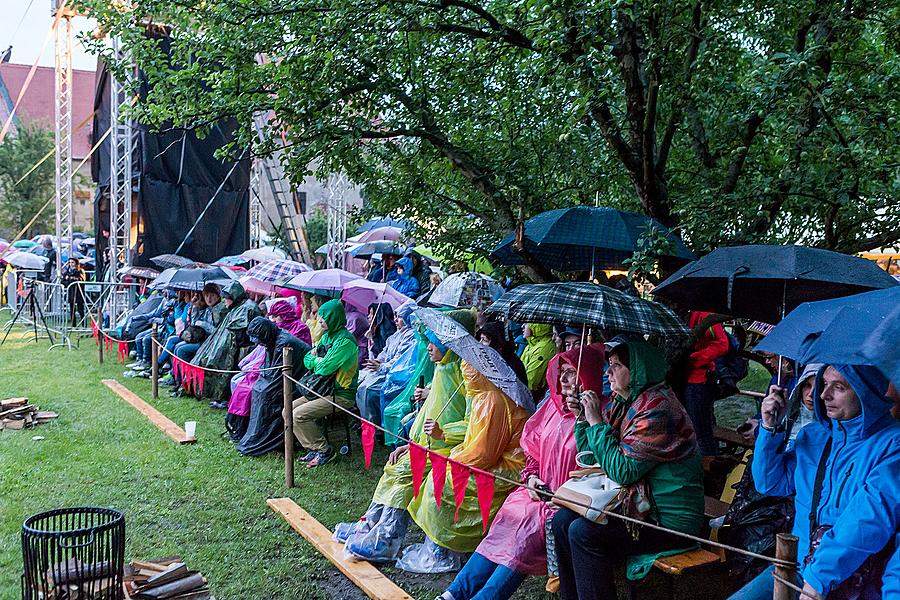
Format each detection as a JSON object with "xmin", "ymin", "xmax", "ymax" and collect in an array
[{"xmin": 552, "ymin": 451, "xmax": 621, "ymax": 523}]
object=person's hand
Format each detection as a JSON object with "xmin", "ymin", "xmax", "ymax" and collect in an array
[
  {"xmin": 423, "ymin": 418, "xmax": 444, "ymax": 440},
  {"xmin": 739, "ymin": 418, "xmax": 759, "ymax": 443},
  {"xmin": 526, "ymin": 475, "xmax": 549, "ymax": 502},
  {"xmin": 581, "ymin": 390, "xmax": 603, "ymax": 426},
  {"xmin": 413, "ymin": 386, "xmax": 430, "ymax": 403},
  {"xmin": 761, "ymin": 385, "xmax": 787, "ymax": 430},
  {"xmin": 388, "ymin": 444, "xmax": 409, "ymax": 465},
  {"xmin": 564, "ymin": 392, "xmax": 583, "ymax": 418},
  {"xmin": 366, "ymin": 359, "xmax": 381, "ymax": 370},
  {"xmin": 800, "ymin": 582, "xmax": 824, "ymax": 600}
]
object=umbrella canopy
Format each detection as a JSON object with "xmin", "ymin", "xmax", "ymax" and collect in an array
[
  {"xmin": 755, "ymin": 287, "xmax": 900, "ymax": 358},
  {"xmin": 280, "ymin": 268, "xmax": 363, "ymax": 297},
  {"xmin": 119, "ymin": 266, "xmax": 160, "ymax": 280},
  {"xmin": 13, "ymin": 240, "xmax": 36, "ymax": 249},
  {"xmin": 652, "ymin": 244, "xmax": 897, "ymax": 323},
  {"xmin": 340, "ymin": 279, "xmax": 410, "ymax": 313},
  {"xmin": 0, "ymin": 241, "xmax": 8, "ymax": 253},
  {"xmin": 151, "ymin": 264, "xmax": 236, "ymax": 291},
  {"xmin": 246, "ymin": 259, "xmax": 311, "ymax": 283},
  {"xmin": 241, "ymin": 246, "xmax": 289, "ymax": 262},
  {"xmin": 239, "ymin": 275, "xmax": 276, "ymax": 297},
  {"xmin": 857, "ymin": 304, "xmax": 900, "ymax": 385},
  {"xmin": 486, "ymin": 281, "xmax": 690, "ymax": 337},
  {"xmin": 150, "ymin": 253, "xmax": 193, "ymax": 269},
  {"xmin": 349, "ymin": 241, "xmax": 404, "ymax": 258},
  {"xmin": 0, "ymin": 250, "xmax": 48, "ymax": 270},
  {"xmin": 357, "ymin": 216, "xmax": 408, "ymax": 233},
  {"xmin": 352, "ymin": 226, "xmax": 405, "ymax": 243},
  {"xmin": 415, "ymin": 307, "xmax": 535, "ymax": 411},
  {"xmin": 81, "ymin": 237, "xmax": 96, "ymax": 247},
  {"xmin": 428, "ymin": 272, "xmax": 504, "ymax": 309},
  {"xmin": 214, "ymin": 254, "xmax": 253, "ymax": 268},
  {"xmin": 491, "ymin": 206, "xmax": 695, "ymax": 272}
]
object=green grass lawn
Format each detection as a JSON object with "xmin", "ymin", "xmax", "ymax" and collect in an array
[{"xmin": 1, "ymin": 326, "xmax": 735, "ymax": 599}]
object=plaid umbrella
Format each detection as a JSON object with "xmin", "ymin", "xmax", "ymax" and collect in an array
[
  {"xmin": 150, "ymin": 254, "xmax": 193, "ymax": 269},
  {"xmin": 246, "ymin": 259, "xmax": 311, "ymax": 282},
  {"xmin": 491, "ymin": 206, "xmax": 695, "ymax": 272},
  {"xmin": 485, "ymin": 281, "xmax": 690, "ymax": 337},
  {"xmin": 119, "ymin": 266, "xmax": 160, "ymax": 280}
]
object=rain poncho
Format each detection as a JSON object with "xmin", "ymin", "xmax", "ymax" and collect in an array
[
  {"xmin": 369, "ymin": 303, "xmax": 397, "ymax": 357},
  {"xmin": 192, "ymin": 281, "xmax": 263, "ymax": 401},
  {"xmin": 408, "ymin": 361, "xmax": 530, "ymax": 553},
  {"xmin": 303, "ymin": 299, "xmax": 359, "ymax": 400},
  {"xmin": 381, "ymin": 332, "xmax": 435, "ymax": 444},
  {"xmin": 355, "ymin": 311, "xmax": 417, "ymax": 426},
  {"xmin": 237, "ymin": 318, "xmax": 310, "ymax": 455},
  {"xmin": 753, "ymin": 364, "xmax": 900, "ymax": 596},
  {"xmin": 521, "ymin": 323, "xmax": 556, "ymax": 392},
  {"xmin": 345, "ymin": 303, "xmax": 371, "ymax": 365},
  {"xmin": 371, "ymin": 350, "xmax": 467, "ymax": 509},
  {"xmin": 390, "ymin": 257, "xmax": 420, "ymax": 297},
  {"xmin": 476, "ymin": 343, "xmax": 606, "ymax": 575}
]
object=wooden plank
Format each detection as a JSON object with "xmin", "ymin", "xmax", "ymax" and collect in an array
[
  {"xmin": 714, "ymin": 425, "xmax": 753, "ymax": 449},
  {"xmin": 653, "ymin": 548, "xmax": 721, "ymax": 575},
  {"xmin": 102, "ymin": 380, "xmax": 195, "ymax": 445},
  {"xmin": 267, "ymin": 498, "xmax": 413, "ymax": 600}
]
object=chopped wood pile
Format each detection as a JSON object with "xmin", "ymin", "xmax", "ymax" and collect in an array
[
  {"xmin": 124, "ymin": 557, "xmax": 213, "ymax": 600},
  {"xmin": 0, "ymin": 397, "xmax": 57, "ymax": 431},
  {"xmin": 38, "ymin": 558, "xmax": 117, "ymax": 599}
]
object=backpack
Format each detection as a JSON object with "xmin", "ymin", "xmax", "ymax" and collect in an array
[{"xmin": 712, "ymin": 332, "xmax": 748, "ymax": 399}]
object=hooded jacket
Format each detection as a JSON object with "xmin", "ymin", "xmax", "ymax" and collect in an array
[
  {"xmin": 520, "ymin": 323, "xmax": 557, "ymax": 392},
  {"xmin": 303, "ymin": 299, "xmax": 360, "ymax": 399},
  {"xmin": 389, "ymin": 257, "xmax": 420, "ymax": 297},
  {"xmin": 752, "ymin": 364, "xmax": 900, "ymax": 595}
]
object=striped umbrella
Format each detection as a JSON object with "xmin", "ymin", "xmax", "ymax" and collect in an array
[{"xmin": 247, "ymin": 260, "xmax": 312, "ymax": 283}]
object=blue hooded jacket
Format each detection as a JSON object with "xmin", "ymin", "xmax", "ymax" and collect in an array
[
  {"xmin": 390, "ymin": 257, "xmax": 420, "ymax": 297},
  {"xmin": 752, "ymin": 364, "xmax": 900, "ymax": 596},
  {"xmin": 883, "ymin": 533, "xmax": 900, "ymax": 596}
]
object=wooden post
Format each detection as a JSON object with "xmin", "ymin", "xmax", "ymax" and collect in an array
[
  {"xmin": 97, "ymin": 304, "xmax": 103, "ymax": 364},
  {"xmin": 774, "ymin": 533, "xmax": 799, "ymax": 600},
  {"xmin": 151, "ymin": 323, "xmax": 159, "ymax": 399},
  {"xmin": 282, "ymin": 347, "xmax": 294, "ymax": 488}
]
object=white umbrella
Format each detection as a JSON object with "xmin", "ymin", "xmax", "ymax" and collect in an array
[
  {"xmin": 241, "ymin": 246, "xmax": 289, "ymax": 262},
  {"xmin": 1, "ymin": 251, "xmax": 49, "ymax": 270},
  {"xmin": 429, "ymin": 272, "xmax": 503, "ymax": 309}
]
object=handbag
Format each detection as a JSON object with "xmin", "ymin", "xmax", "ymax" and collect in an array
[
  {"xmin": 552, "ymin": 451, "xmax": 621, "ymax": 523},
  {"xmin": 803, "ymin": 438, "xmax": 892, "ymax": 599},
  {"xmin": 295, "ymin": 343, "xmax": 337, "ymax": 398}
]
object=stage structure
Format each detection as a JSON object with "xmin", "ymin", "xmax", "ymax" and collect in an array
[
  {"xmin": 53, "ymin": 1, "xmax": 76, "ymax": 275},
  {"xmin": 325, "ymin": 172, "xmax": 349, "ymax": 269}
]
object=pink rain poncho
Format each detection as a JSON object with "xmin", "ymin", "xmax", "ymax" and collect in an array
[
  {"xmin": 227, "ymin": 300, "xmax": 311, "ymax": 418},
  {"xmin": 475, "ymin": 343, "xmax": 607, "ymax": 575}
]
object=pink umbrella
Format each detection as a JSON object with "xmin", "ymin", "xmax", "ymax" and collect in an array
[
  {"xmin": 279, "ymin": 268, "xmax": 363, "ymax": 298},
  {"xmin": 353, "ymin": 226, "xmax": 404, "ymax": 243},
  {"xmin": 340, "ymin": 280, "xmax": 410, "ymax": 313},
  {"xmin": 0, "ymin": 240, "xmax": 9, "ymax": 254},
  {"xmin": 240, "ymin": 275, "xmax": 277, "ymax": 297}
]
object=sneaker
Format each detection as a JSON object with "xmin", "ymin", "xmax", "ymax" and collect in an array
[
  {"xmin": 160, "ymin": 375, "xmax": 174, "ymax": 386},
  {"xmin": 299, "ymin": 450, "xmax": 318, "ymax": 463},
  {"xmin": 208, "ymin": 401, "xmax": 226, "ymax": 409},
  {"xmin": 306, "ymin": 447, "xmax": 335, "ymax": 468},
  {"xmin": 136, "ymin": 370, "xmax": 150, "ymax": 378},
  {"xmin": 126, "ymin": 361, "xmax": 142, "ymax": 369},
  {"xmin": 128, "ymin": 350, "xmax": 137, "ymax": 359},
  {"xmin": 169, "ymin": 389, "xmax": 184, "ymax": 398},
  {"xmin": 123, "ymin": 370, "xmax": 138, "ymax": 378}
]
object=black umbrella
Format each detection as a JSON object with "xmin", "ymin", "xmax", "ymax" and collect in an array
[
  {"xmin": 652, "ymin": 244, "xmax": 898, "ymax": 323},
  {"xmin": 150, "ymin": 253, "xmax": 193, "ymax": 269},
  {"xmin": 151, "ymin": 264, "xmax": 235, "ymax": 291},
  {"xmin": 491, "ymin": 206, "xmax": 695, "ymax": 272}
]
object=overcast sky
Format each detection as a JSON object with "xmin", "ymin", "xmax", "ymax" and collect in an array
[{"xmin": 1, "ymin": 1, "xmax": 99, "ymax": 71}]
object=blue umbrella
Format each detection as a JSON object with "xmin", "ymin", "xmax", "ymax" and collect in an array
[
  {"xmin": 858, "ymin": 304, "xmax": 900, "ymax": 385},
  {"xmin": 652, "ymin": 245, "xmax": 897, "ymax": 323},
  {"xmin": 357, "ymin": 217, "xmax": 408, "ymax": 233},
  {"xmin": 214, "ymin": 254, "xmax": 253, "ymax": 267},
  {"xmin": 756, "ymin": 287, "xmax": 900, "ymax": 358},
  {"xmin": 491, "ymin": 206, "xmax": 695, "ymax": 272}
]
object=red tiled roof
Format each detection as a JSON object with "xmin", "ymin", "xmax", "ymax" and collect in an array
[{"xmin": 0, "ymin": 62, "xmax": 95, "ymax": 158}]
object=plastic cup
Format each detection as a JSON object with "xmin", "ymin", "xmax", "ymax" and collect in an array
[{"xmin": 184, "ymin": 421, "xmax": 197, "ymax": 438}]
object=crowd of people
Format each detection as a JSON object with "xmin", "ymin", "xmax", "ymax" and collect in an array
[{"xmin": 106, "ymin": 262, "xmax": 900, "ymax": 600}]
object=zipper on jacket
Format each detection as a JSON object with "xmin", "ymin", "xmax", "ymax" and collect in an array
[
  {"xmin": 822, "ymin": 422, "xmax": 848, "ymax": 516},
  {"xmin": 835, "ymin": 463, "xmax": 854, "ymax": 509}
]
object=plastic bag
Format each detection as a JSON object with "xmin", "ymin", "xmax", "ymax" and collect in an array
[
  {"xmin": 333, "ymin": 503, "xmax": 384, "ymax": 544},
  {"xmin": 395, "ymin": 537, "xmax": 464, "ymax": 574},
  {"xmin": 344, "ymin": 507, "xmax": 409, "ymax": 563}
]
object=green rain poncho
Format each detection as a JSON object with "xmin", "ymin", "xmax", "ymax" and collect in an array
[
  {"xmin": 521, "ymin": 323, "xmax": 556, "ymax": 391},
  {"xmin": 302, "ymin": 299, "xmax": 359, "ymax": 400},
  {"xmin": 193, "ymin": 281, "xmax": 263, "ymax": 401},
  {"xmin": 371, "ymin": 349, "xmax": 467, "ymax": 509}
]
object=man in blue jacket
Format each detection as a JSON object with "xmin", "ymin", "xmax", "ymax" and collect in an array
[{"xmin": 729, "ymin": 364, "xmax": 900, "ymax": 600}]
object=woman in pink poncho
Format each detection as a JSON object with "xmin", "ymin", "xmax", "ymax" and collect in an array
[
  {"xmin": 225, "ymin": 299, "xmax": 311, "ymax": 439},
  {"xmin": 438, "ymin": 343, "xmax": 607, "ymax": 600}
]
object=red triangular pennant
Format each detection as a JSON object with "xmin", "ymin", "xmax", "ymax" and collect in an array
[
  {"xmin": 171, "ymin": 358, "xmax": 180, "ymax": 381},
  {"xmin": 118, "ymin": 341, "xmax": 128, "ymax": 363},
  {"xmin": 430, "ymin": 452, "xmax": 448, "ymax": 508},
  {"xmin": 195, "ymin": 368, "xmax": 205, "ymax": 396},
  {"xmin": 409, "ymin": 443, "xmax": 427, "ymax": 498},
  {"xmin": 450, "ymin": 460, "xmax": 470, "ymax": 522},
  {"xmin": 91, "ymin": 319, "xmax": 99, "ymax": 345},
  {"xmin": 474, "ymin": 470, "xmax": 495, "ymax": 532},
  {"xmin": 361, "ymin": 421, "xmax": 376, "ymax": 469}
]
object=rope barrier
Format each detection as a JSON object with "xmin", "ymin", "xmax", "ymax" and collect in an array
[
  {"xmin": 149, "ymin": 336, "xmax": 283, "ymax": 374},
  {"xmin": 772, "ymin": 573, "xmax": 805, "ymax": 594},
  {"xmin": 282, "ymin": 372, "xmax": 799, "ymax": 569}
]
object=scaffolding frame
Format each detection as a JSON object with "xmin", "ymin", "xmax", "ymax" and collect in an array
[
  {"xmin": 53, "ymin": 6, "xmax": 75, "ymax": 276},
  {"xmin": 325, "ymin": 172, "xmax": 349, "ymax": 269}
]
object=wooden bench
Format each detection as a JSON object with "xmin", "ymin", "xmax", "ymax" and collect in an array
[{"xmin": 714, "ymin": 425, "xmax": 754, "ymax": 450}]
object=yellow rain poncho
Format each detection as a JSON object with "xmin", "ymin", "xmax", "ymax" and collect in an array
[
  {"xmin": 408, "ymin": 361, "xmax": 529, "ymax": 553},
  {"xmin": 372, "ymin": 350, "xmax": 468, "ymax": 509},
  {"xmin": 521, "ymin": 323, "xmax": 556, "ymax": 392}
]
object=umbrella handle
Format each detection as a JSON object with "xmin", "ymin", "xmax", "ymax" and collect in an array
[{"xmin": 727, "ymin": 266, "xmax": 750, "ymax": 311}]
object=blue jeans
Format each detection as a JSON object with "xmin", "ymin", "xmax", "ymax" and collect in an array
[
  {"xmin": 446, "ymin": 552, "xmax": 526, "ymax": 600},
  {"xmin": 135, "ymin": 329, "xmax": 154, "ymax": 361},
  {"xmin": 684, "ymin": 383, "xmax": 717, "ymax": 456},
  {"xmin": 158, "ymin": 335, "xmax": 180, "ymax": 368},
  {"xmin": 728, "ymin": 565, "xmax": 800, "ymax": 600}
]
